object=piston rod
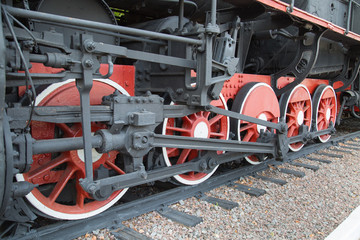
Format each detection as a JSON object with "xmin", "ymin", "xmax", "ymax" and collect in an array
[{"xmin": 32, "ymin": 135, "xmax": 103, "ymax": 155}]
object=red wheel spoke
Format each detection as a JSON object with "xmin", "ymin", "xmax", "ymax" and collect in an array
[
  {"xmin": 210, "ymin": 132, "xmax": 225, "ymax": 138},
  {"xmin": 242, "ymin": 130, "xmax": 255, "ymax": 142},
  {"xmin": 166, "ymin": 147, "xmax": 178, "ymax": 156},
  {"xmin": 209, "ymin": 114, "xmax": 223, "ymax": 126},
  {"xmin": 239, "ymin": 123, "xmax": 255, "ymax": 132},
  {"xmin": 27, "ymin": 155, "xmax": 70, "ymax": 181},
  {"xmin": 204, "ymin": 111, "xmax": 211, "ymax": 119},
  {"xmin": 183, "ymin": 116, "xmax": 193, "ymax": 124},
  {"xmin": 286, "ymin": 112, "xmax": 296, "ymax": 118},
  {"xmin": 76, "ymin": 191, "xmax": 85, "ymax": 209},
  {"xmin": 176, "ymin": 149, "xmax": 192, "ymax": 164},
  {"xmin": 318, "ymin": 121, "xmax": 325, "ymax": 130},
  {"xmin": 288, "ymin": 125, "xmax": 296, "ymax": 137},
  {"xmin": 287, "ymin": 119, "xmax": 296, "ymax": 127},
  {"xmin": 188, "ymin": 171, "xmax": 195, "ymax": 178},
  {"xmin": 166, "ymin": 126, "xmax": 191, "ymax": 134},
  {"xmin": 289, "ymin": 103, "xmax": 296, "ymax": 111},
  {"xmin": 303, "ymin": 104, "xmax": 310, "ymax": 112},
  {"xmin": 105, "ymin": 160, "xmax": 125, "ymax": 175},
  {"xmin": 318, "ymin": 109, "xmax": 325, "ymax": 114},
  {"xmin": 318, "ymin": 115, "xmax": 325, "ymax": 123},
  {"xmin": 48, "ymin": 167, "xmax": 76, "ymax": 204}
]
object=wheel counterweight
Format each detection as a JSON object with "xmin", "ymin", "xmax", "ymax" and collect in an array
[
  {"xmin": 162, "ymin": 94, "xmax": 229, "ymax": 185},
  {"xmin": 16, "ymin": 79, "xmax": 129, "ymax": 220},
  {"xmin": 280, "ymin": 84, "xmax": 312, "ymax": 151},
  {"xmin": 231, "ymin": 82, "xmax": 280, "ymax": 165}
]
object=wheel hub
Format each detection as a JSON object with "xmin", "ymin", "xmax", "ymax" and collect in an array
[
  {"xmin": 326, "ymin": 108, "xmax": 331, "ymax": 121},
  {"xmin": 256, "ymin": 113, "xmax": 268, "ymax": 133},
  {"xmin": 297, "ymin": 110, "xmax": 304, "ymax": 126},
  {"xmin": 193, "ymin": 121, "xmax": 210, "ymax": 138}
]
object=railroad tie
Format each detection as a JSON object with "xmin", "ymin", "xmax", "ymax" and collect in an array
[
  {"xmin": 343, "ymin": 142, "xmax": 360, "ymax": 147},
  {"xmin": 234, "ymin": 184, "xmax": 266, "ymax": 197},
  {"xmin": 252, "ymin": 174, "xmax": 287, "ymax": 186},
  {"xmin": 289, "ymin": 162, "xmax": 319, "ymax": 171},
  {"xmin": 306, "ymin": 157, "xmax": 332, "ymax": 164},
  {"xmin": 199, "ymin": 196, "xmax": 238, "ymax": 210},
  {"xmin": 314, "ymin": 152, "xmax": 343, "ymax": 158},
  {"xmin": 111, "ymin": 224, "xmax": 153, "ymax": 240},
  {"xmin": 341, "ymin": 145, "xmax": 360, "ymax": 150},
  {"xmin": 330, "ymin": 148, "xmax": 350, "ymax": 153},
  {"xmin": 157, "ymin": 207, "xmax": 202, "ymax": 227},
  {"xmin": 278, "ymin": 168, "xmax": 305, "ymax": 178}
]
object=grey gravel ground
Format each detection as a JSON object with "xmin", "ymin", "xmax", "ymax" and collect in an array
[{"xmin": 77, "ymin": 138, "xmax": 360, "ymax": 240}]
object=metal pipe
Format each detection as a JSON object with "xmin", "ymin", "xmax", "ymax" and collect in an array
[
  {"xmin": 4, "ymin": 6, "xmax": 203, "ymax": 45},
  {"xmin": 211, "ymin": 0, "xmax": 217, "ymax": 26},
  {"xmin": 32, "ymin": 135, "xmax": 103, "ymax": 155},
  {"xmin": 346, "ymin": 0, "xmax": 353, "ymax": 34},
  {"xmin": 179, "ymin": 0, "xmax": 184, "ymax": 30},
  {"xmin": 29, "ymin": 54, "xmax": 47, "ymax": 63},
  {"xmin": 286, "ymin": 0, "xmax": 294, "ymax": 13}
]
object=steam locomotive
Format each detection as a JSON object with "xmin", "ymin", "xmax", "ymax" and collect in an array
[{"xmin": 0, "ymin": 0, "xmax": 359, "ymax": 225}]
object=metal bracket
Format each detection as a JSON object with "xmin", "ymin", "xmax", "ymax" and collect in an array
[
  {"xmin": 271, "ymin": 29, "xmax": 326, "ymax": 96},
  {"xmin": 330, "ymin": 49, "xmax": 360, "ymax": 92}
]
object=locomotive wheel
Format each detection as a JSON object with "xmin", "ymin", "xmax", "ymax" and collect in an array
[
  {"xmin": 16, "ymin": 79, "xmax": 129, "ymax": 220},
  {"xmin": 162, "ymin": 94, "xmax": 229, "ymax": 185},
  {"xmin": 231, "ymin": 82, "xmax": 280, "ymax": 165},
  {"xmin": 279, "ymin": 84, "xmax": 312, "ymax": 152},
  {"xmin": 312, "ymin": 85, "xmax": 337, "ymax": 143}
]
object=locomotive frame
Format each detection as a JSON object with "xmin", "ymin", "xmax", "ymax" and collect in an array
[{"xmin": 0, "ymin": 0, "xmax": 359, "ymax": 227}]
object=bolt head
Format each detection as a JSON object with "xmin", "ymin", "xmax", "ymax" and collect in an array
[{"xmin": 84, "ymin": 59, "xmax": 94, "ymax": 68}]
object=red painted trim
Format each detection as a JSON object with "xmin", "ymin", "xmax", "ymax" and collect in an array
[{"xmin": 255, "ymin": 0, "xmax": 360, "ymax": 42}]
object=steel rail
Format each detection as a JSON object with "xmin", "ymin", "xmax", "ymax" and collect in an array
[{"xmin": 7, "ymin": 130, "xmax": 360, "ymax": 240}]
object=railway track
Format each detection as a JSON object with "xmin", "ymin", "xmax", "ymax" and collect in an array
[{"xmin": 3, "ymin": 129, "xmax": 359, "ymax": 240}]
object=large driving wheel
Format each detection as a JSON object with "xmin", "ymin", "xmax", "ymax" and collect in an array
[
  {"xmin": 279, "ymin": 84, "xmax": 312, "ymax": 152},
  {"xmin": 16, "ymin": 79, "xmax": 129, "ymax": 220},
  {"xmin": 231, "ymin": 82, "xmax": 280, "ymax": 165},
  {"xmin": 162, "ymin": 94, "xmax": 229, "ymax": 185},
  {"xmin": 312, "ymin": 85, "xmax": 337, "ymax": 143}
]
